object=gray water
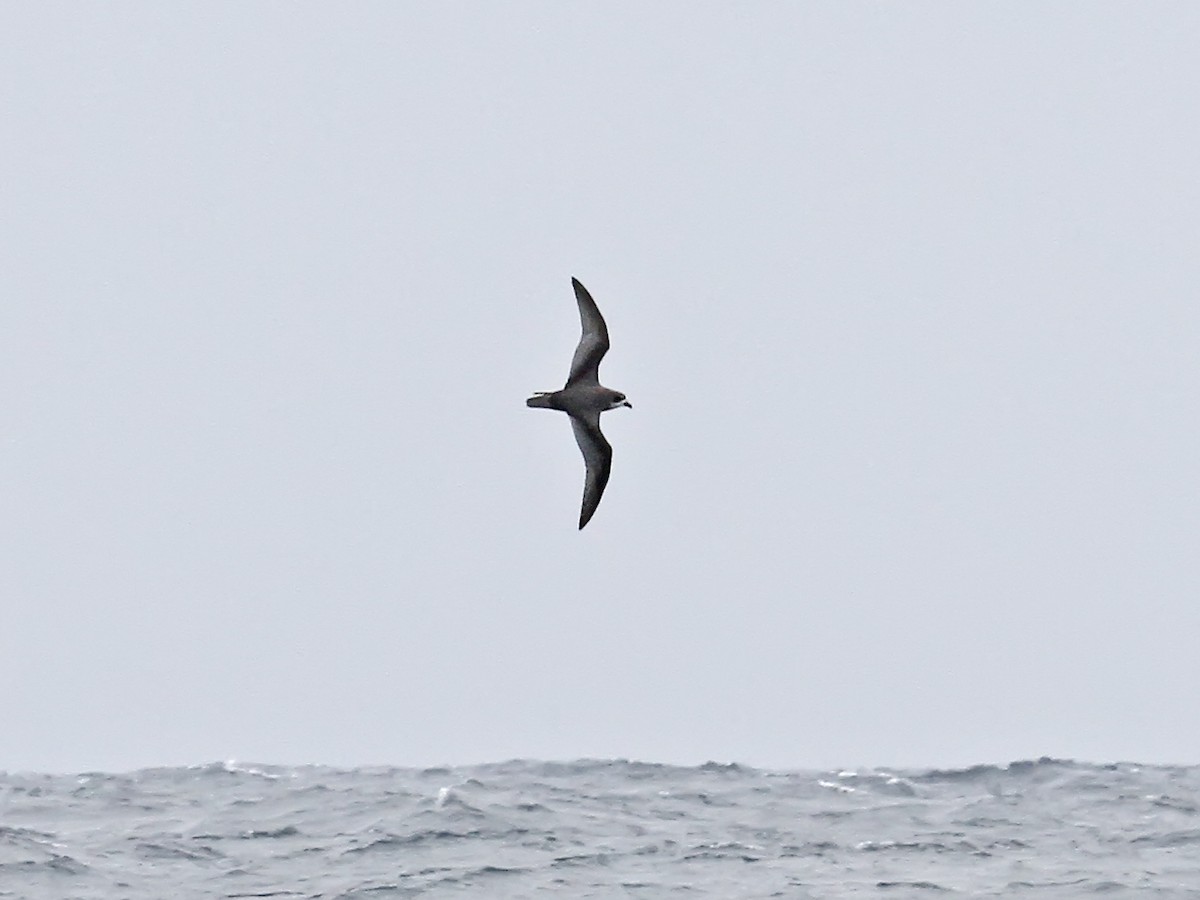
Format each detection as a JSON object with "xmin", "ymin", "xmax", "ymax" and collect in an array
[{"xmin": 2, "ymin": 758, "xmax": 1199, "ymax": 898}]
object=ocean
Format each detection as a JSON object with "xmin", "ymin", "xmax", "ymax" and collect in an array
[{"xmin": 2, "ymin": 757, "xmax": 1198, "ymax": 898}]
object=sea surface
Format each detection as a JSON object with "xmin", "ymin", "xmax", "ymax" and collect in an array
[{"xmin": 2, "ymin": 758, "xmax": 1198, "ymax": 898}]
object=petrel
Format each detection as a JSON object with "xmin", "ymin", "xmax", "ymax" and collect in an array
[{"xmin": 527, "ymin": 278, "xmax": 632, "ymax": 529}]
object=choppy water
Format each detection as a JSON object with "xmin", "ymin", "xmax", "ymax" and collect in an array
[{"xmin": 2, "ymin": 758, "xmax": 1199, "ymax": 898}]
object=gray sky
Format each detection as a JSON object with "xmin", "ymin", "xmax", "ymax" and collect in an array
[{"xmin": 2, "ymin": 3, "xmax": 1198, "ymax": 774}]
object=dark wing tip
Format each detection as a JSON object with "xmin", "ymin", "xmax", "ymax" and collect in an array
[
  {"xmin": 571, "ymin": 277, "xmax": 594, "ymax": 301},
  {"xmin": 577, "ymin": 464, "xmax": 608, "ymax": 530},
  {"xmin": 578, "ymin": 506, "xmax": 594, "ymax": 529}
]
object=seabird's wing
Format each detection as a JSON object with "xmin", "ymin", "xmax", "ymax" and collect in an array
[
  {"xmin": 566, "ymin": 278, "xmax": 610, "ymax": 387},
  {"xmin": 569, "ymin": 413, "xmax": 612, "ymax": 530}
]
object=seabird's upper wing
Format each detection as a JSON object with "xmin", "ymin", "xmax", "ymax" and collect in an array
[
  {"xmin": 570, "ymin": 413, "xmax": 612, "ymax": 530},
  {"xmin": 566, "ymin": 278, "xmax": 610, "ymax": 387}
]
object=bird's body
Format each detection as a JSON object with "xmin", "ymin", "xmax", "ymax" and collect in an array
[{"xmin": 527, "ymin": 278, "xmax": 631, "ymax": 529}]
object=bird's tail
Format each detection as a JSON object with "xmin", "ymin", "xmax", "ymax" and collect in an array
[{"xmin": 526, "ymin": 392, "xmax": 558, "ymax": 409}]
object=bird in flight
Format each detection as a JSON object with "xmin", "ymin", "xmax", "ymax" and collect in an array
[{"xmin": 527, "ymin": 278, "xmax": 632, "ymax": 529}]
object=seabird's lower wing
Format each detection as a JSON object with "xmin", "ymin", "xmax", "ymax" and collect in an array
[{"xmin": 570, "ymin": 413, "xmax": 612, "ymax": 530}]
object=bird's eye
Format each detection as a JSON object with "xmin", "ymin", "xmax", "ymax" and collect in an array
[{"xmin": 615, "ymin": 394, "xmax": 625, "ymax": 402}]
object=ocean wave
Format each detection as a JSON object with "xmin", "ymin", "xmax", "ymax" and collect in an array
[{"xmin": 2, "ymin": 758, "xmax": 1197, "ymax": 898}]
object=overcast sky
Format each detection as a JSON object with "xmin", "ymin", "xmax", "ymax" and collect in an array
[{"xmin": 2, "ymin": 3, "xmax": 1198, "ymax": 774}]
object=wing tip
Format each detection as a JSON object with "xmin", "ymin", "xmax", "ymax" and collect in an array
[{"xmin": 578, "ymin": 501, "xmax": 598, "ymax": 530}]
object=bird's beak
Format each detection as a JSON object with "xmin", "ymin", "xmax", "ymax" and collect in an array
[{"xmin": 623, "ymin": 400, "xmax": 633, "ymax": 409}]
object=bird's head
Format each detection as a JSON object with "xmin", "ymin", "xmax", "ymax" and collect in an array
[{"xmin": 608, "ymin": 391, "xmax": 632, "ymax": 410}]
